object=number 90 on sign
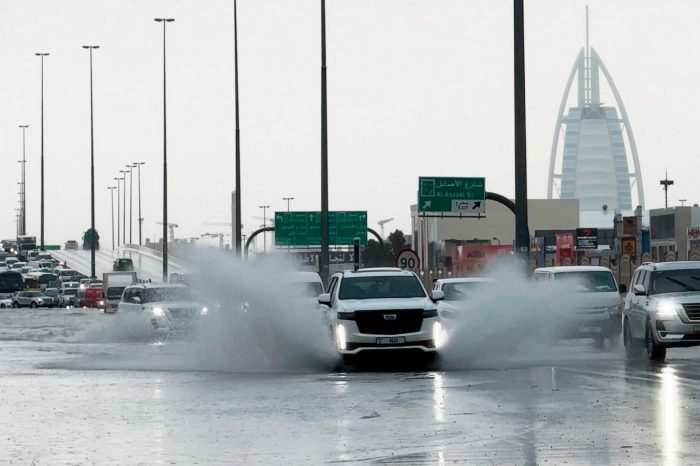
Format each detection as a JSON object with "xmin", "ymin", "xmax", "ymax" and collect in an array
[{"xmin": 396, "ymin": 248, "xmax": 420, "ymax": 272}]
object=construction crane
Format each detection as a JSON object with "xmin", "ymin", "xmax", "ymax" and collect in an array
[
  {"xmin": 155, "ymin": 221, "xmax": 179, "ymax": 241},
  {"xmin": 377, "ymin": 218, "xmax": 394, "ymax": 238},
  {"xmin": 201, "ymin": 232, "xmax": 230, "ymax": 249}
]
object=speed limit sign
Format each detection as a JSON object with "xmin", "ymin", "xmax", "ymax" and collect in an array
[{"xmin": 396, "ymin": 248, "xmax": 420, "ymax": 272}]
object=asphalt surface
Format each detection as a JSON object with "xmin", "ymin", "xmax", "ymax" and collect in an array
[{"xmin": 2, "ymin": 307, "xmax": 700, "ymax": 465}]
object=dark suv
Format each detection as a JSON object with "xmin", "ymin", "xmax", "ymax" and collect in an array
[{"xmin": 113, "ymin": 258, "xmax": 134, "ymax": 271}]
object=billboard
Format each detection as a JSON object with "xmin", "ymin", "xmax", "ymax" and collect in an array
[{"xmin": 576, "ymin": 228, "xmax": 598, "ymax": 250}]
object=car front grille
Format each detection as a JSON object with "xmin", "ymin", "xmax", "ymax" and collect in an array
[
  {"xmin": 168, "ymin": 307, "xmax": 199, "ymax": 320},
  {"xmin": 354, "ymin": 310, "xmax": 424, "ymax": 335},
  {"xmin": 682, "ymin": 303, "xmax": 700, "ymax": 321}
]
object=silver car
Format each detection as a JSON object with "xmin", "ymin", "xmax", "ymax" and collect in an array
[{"xmin": 623, "ymin": 261, "xmax": 700, "ymax": 362}]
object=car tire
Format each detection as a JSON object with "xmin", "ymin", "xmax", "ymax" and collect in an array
[
  {"xmin": 0, "ymin": 304, "xmax": 5, "ymax": 309},
  {"xmin": 30, "ymin": 302, "xmax": 38, "ymax": 309},
  {"xmin": 646, "ymin": 321, "xmax": 666, "ymax": 362},
  {"xmin": 624, "ymin": 318, "xmax": 642, "ymax": 359},
  {"xmin": 12, "ymin": 302, "xmax": 19, "ymax": 309}
]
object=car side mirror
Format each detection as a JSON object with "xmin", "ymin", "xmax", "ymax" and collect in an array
[
  {"xmin": 133, "ymin": 296, "xmax": 141, "ymax": 304},
  {"xmin": 431, "ymin": 290, "xmax": 445, "ymax": 302},
  {"xmin": 317, "ymin": 293, "xmax": 331, "ymax": 306},
  {"xmin": 633, "ymin": 284, "xmax": 646, "ymax": 296},
  {"xmin": 618, "ymin": 284, "xmax": 627, "ymax": 294}
]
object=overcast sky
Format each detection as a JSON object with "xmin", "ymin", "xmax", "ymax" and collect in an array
[{"xmin": 2, "ymin": 0, "xmax": 698, "ymax": 247}]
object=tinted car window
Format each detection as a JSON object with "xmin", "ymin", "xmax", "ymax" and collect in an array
[
  {"xmin": 651, "ymin": 269, "xmax": 700, "ymax": 294},
  {"xmin": 554, "ymin": 271, "xmax": 617, "ymax": 292},
  {"xmin": 339, "ymin": 276, "xmax": 426, "ymax": 300}
]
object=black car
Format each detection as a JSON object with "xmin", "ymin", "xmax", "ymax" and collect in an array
[{"xmin": 113, "ymin": 258, "xmax": 134, "ymax": 271}]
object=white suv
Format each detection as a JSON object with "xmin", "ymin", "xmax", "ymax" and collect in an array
[
  {"xmin": 623, "ymin": 262, "xmax": 700, "ymax": 362},
  {"xmin": 117, "ymin": 283, "xmax": 208, "ymax": 335},
  {"xmin": 318, "ymin": 268, "xmax": 444, "ymax": 364}
]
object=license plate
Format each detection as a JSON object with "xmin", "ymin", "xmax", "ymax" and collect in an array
[{"xmin": 376, "ymin": 337, "xmax": 406, "ymax": 345}]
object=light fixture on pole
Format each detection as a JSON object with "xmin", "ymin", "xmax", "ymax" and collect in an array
[
  {"xmin": 133, "ymin": 162, "xmax": 145, "ymax": 245},
  {"xmin": 233, "ymin": 0, "xmax": 242, "ymax": 257},
  {"xmin": 114, "ymin": 176, "xmax": 123, "ymax": 247},
  {"xmin": 119, "ymin": 169, "xmax": 127, "ymax": 244},
  {"xmin": 18, "ymin": 125, "xmax": 29, "ymax": 236},
  {"xmin": 155, "ymin": 17, "xmax": 175, "ymax": 282},
  {"xmin": 108, "ymin": 186, "xmax": 117, "ymax": 250},
  {"xmin": 82, "ymin": 44, "xmax": 99, "ymax": 278},
  {"xmin": 258, "ymin": 205, "xmax": 270, "ymax": 253},
  {"xmin": 282, "ymin": 196, "xmax": 295, "ymax": 212},
  {"xmin": 35, "ymin": 52, "xmax": 49, "ymax": 250},
  {"xmin": 126, "ymin": 163, "xmax": 135, "ymax": 244}
]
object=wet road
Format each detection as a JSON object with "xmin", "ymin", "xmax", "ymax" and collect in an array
[{"xmin": 2, "ymin": 308, "xmax": 700, "ymax": 465}]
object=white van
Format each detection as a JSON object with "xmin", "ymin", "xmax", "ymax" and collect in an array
[{"xmin": 533, "ymin": 266, "xmax": 626, "ymax": 346}]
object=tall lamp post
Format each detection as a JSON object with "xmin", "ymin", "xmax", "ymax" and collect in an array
[
  {"xmin": 83, "ymin": 45, "xmax": 99, "ymax": 278},
  {"xmin": 126, "ymin": 163, "xmax": 135, "ymax": 244},
  {"xmin": 320, "ymin": 0, "xmax": 330, "ymax": 284},
  {"xmin": 258, "ymin": 205, "xmax": 270, "ymax": 253},
  {"xmin": 282, "ymin": 196, "xmax": 295, "ymax": 212},
  {"xmin": 108, "ymin": 186, "xmax": 116, "ymax": 250},
  {"xmin": 233, "ymin": 0, "xmax": 242, "ymax": 256},
  {"xmin": 114, "ymin": 176, "xmax": 123, "ymax": 247},
  {"xmin": 155, "ymin": 17, "xmax": 175, "ymax": 282},
  {"xmin": 35, "ymin": 52, "xmax": 49, "ymax": 249},
  {"xmin": 513, "ymin": 0, "xmax": 529, "ymax": 256},
  {"xmin": 18, "ymin": 125, "xmax": 29, "ymax": 236},
  {"xmin": 119, "ymin": 169, "xmax": 127, "ymax": 244},
  {"xmin": 134, "ymin": 162, "xmax": 145, "ymax": 245}
]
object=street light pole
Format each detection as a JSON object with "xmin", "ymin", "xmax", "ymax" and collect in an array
[
  {"xmin": 513, "ymin": 0, "xmax": 530, "ymax": 257},
  {"xmin": 155, "ymin": 17, "xmax": 175, "ymax": 282},
  {"xmin": 119, "ymin": 169, "xmax": 127, "ymax": 244},
  {"xmin": 134, "ymin": 162, "xmax": 145, "ymax": 245},
  {"xmin": 283, "ymin": 196, "xmax": 295, "ymax": 212},
  {"xmin": 234, "ymin": 0, "xmax": 242, "ymax": 257},
  {"xmin": 108, "ymin": 186, "xmax": 116, "ymax": 250},
  {"xmin": 258, "ymin": 205, "xmax": 270, "ymax": 253},
  {"xmin": 83, "ymin": 45, "xmax": 99, "ymax": 278},
  {"xmin": 320, "ymin": 0, "xmax": 330, "ymax": 284},
  {"xmin": 19, "ymin": 125, "xmax": 29, "ymax": 236},
  {"xmin": 35, "ymin": 52, "xmax": 49, "ymax": 250},
  {"xmin": 126, "ymin": 163, "xmax": 135, "ymax": 244},
  {"xmin": 114, "ymin": 176, "xmax": 123, "ymax": 247}
]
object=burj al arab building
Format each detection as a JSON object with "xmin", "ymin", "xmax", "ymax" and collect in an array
[{"xmin": 547, "ymin": 16, "xmax": 645, "ymax": 225}]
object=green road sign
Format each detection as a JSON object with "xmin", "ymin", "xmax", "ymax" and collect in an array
[
  {"xmin": 418, "ymin": 177, "xmax": 486, "ymax": 215},
  {"xmin": 274, "ymin": 211, "xmax": 367, "ymax": 247}
]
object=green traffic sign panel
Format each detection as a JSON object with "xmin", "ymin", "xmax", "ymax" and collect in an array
[
  {"xmin": 418, "ymin": 177, "xmax": 485, "ymax": 215},
  {"xmin": 274, "ymin": 211, "xmax": 367, "ymax": 247}
]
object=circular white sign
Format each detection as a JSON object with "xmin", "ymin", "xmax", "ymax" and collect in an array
[{"xmin": 396, "ymin": 248, "xmax": 420, "ymax": 272}]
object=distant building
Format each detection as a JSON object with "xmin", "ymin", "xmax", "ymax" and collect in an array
[
  {"xmin": 410, "ymin": 199, "xmax": 579, "ymax": 269},
  {"xmin": 547, "ymin": 17, "xmax": 644, "ymax": 227},
  {"xmin": 649, "ymin": 205, "xmax": 700, "ymax": 260}
]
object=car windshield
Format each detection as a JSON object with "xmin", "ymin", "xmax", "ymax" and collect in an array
[
  {"xmin": 62, "ymin": 288, "xmax": 78, "ymax": 296},
  {"xmin": 44, "ymin": 289, "xmax": 59, "ymax": 297},
  {"xmin": 442, "ymin": 282, "xmax": 486, "ymax": 301},
  {"xmin": 554, "ymin": 271, "xmax": 617, "ymax": 292},
  {"xmin": 143, "ymin": 287, "xmax": 196, "ymax": 303},
  {"xmin": 302, "ymin": 282, "xmax": 324, "ymax": 298},
  {"xmin": 28, "ymin": 292, "xmax": 45, "ymax": 297},
  {"xmin": 339, "ymin": 275, "xmax": 426, "ymax": 300},
  {"xmin": 106, "ymin": 286, "xmax": 126, "ymax": 299},
  {"xmin": 651, "ymin": 269, "xmax": 700, "ymax": 294}
]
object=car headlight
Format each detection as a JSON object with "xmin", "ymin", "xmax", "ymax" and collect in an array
[
  {"xmin": 335, "ymin": 324, "xmax": 347, "ymax": 351},
  {"xmin": 98, "ymin": 300, "xmax": 105, "ymax": 307},
  {"xmin": 152, "ymin": 307, "xmax": 165, "ymax": 317},
  {"xmin": 656, "ymin": 301, "xmax": 682, "ymax": 318},
  {"xmin": 37, "ymin": 299, "xmax": 43, "ymax": 303},
  {"xmin": 200, "ymin": 307, "xmax": 209, "ymax": 316},
  {"xmin": 423, "ymin": 308, "xmax": 439, "ymax": 318},
  {"xmin": 433, "ymin": 321, "xmax": 446, "ymax": 349}
]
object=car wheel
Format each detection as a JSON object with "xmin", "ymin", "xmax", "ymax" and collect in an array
[
  {"xmin": 30, "ymin": 302, "xmax": 38, "ymax": 309},
  {"xmin": 646, "ymin": 321, "xmax": 666, "ymax": 362},
  {"xmin": 624, "ymin": 318, "xmax": 641, "ymax": 359},
  {"xmin": 12, "ymin": 302, "xmax": 19, "ymax": 309},
  {"xmin": 0, "ymin": 304, "xmax": 5, "ymax": 309}
]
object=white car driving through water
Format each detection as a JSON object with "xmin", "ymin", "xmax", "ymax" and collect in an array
[
  {"xmin": 116, "ymin": 283, "xmax": 208, "ymax": 335},
  {"xmin": 318, "ymin": 268, "xmax": 444, "ymax": 365},
  {"xmin": 432, "ymin": 277, "xmax": 494, "ymax": 320}
]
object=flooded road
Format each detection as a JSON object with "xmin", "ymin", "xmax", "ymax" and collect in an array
[{"xmin": 2, "ymin": 308, "xmax": 700, "ymax": 465}]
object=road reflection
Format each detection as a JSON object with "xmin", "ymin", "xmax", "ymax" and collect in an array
[
  {"xmin": 432, "ymin": 372, "xmax": 445, "ymax": 422},
  {"xmin": 659, "ymin": 366, "xmax": 680, "ymax": 466}
]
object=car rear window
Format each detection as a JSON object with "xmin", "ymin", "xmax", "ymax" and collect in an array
[{"xmin": 339, "ymin": 275, "xmax": 425, "ymax": 300}]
